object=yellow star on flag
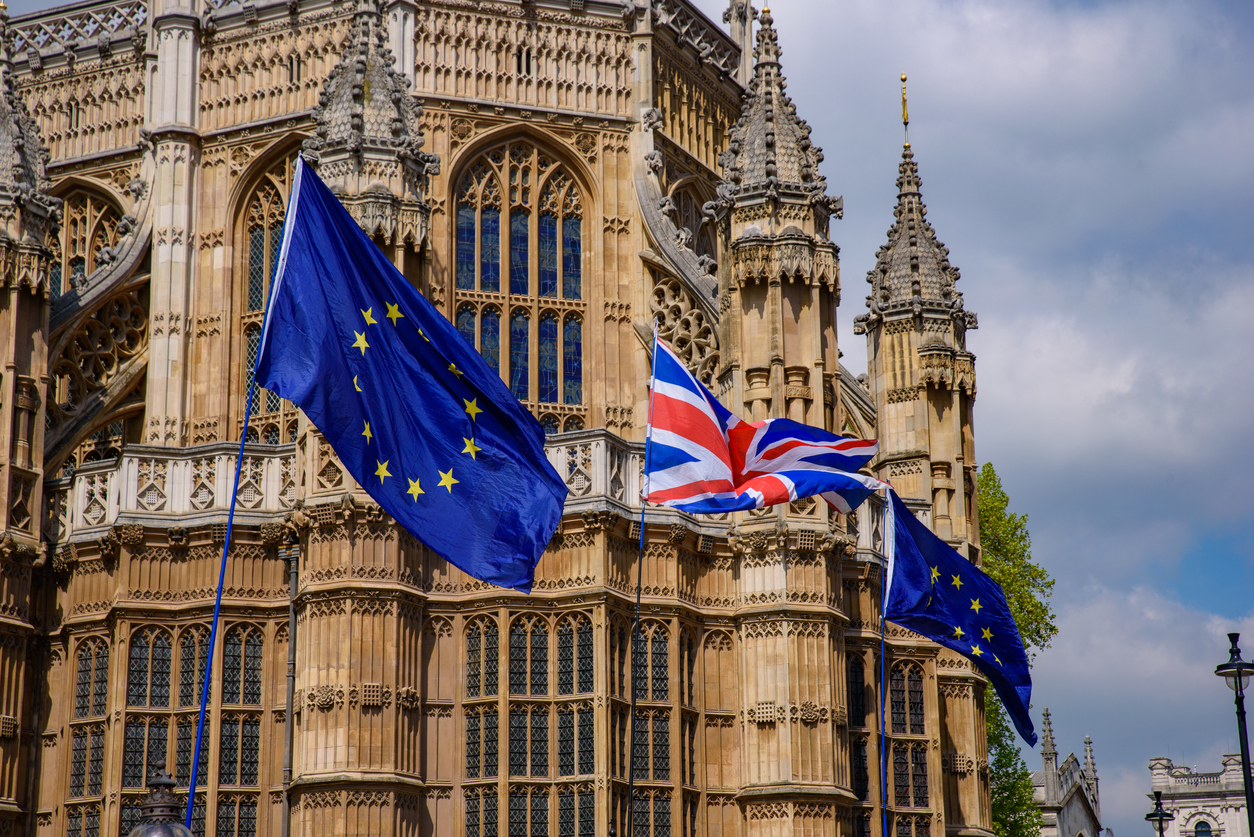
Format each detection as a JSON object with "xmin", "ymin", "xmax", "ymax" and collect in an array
[
  {"xmin": 981, "ymin": 627, "xmax": 993, "ymax": 641},
  {"xmin": 375, "ymin": 460, "xmax": 391, "ymax": 482},
  {"xmin": 464, "ymin": 398, "xmax": 483, "ymax": 421},
  {"xmin": 970, "ymin": 598, "xmax": 983, "ymax": 614},
  {"xmin": 952, "ymin": 626, "xmax": 965, "ymax": 639},
  {"xmin": 361, "ymin": 307, "xmax": 377, "ymax": 326},
  {"xmin": 386, "ymin": 302, "xmax": 404, "ymax": 325},
  {"xmin": 352, "ymin": 331, "xmax": 369, "ymax": 355},
  {"xmin": 448, "ymin": 363, "xmax": 463, "ymax": 377},
  {"xmin": 438, "ymin": 469, "xmax": 458, "ymax": 492},
  {"xmin": 362, "ymin": 421, "xmax": 372, "ymax": 444},
  {"xmin": 970, "ymin": 643, "xmax": 984, "ymax": 658},
  {"xmin": 993, "ymin": 655, "xmax": 1002, "ymax": 666},
  {"xmin": 951, "ymin": 575, "xmax": 964, "ymax": 590},
  {"xmin": 419, "ymin": 328, "xmax": 429, "ymax": 342},
  {"xmin": 407, "ymin": 478, "xmax": 424, "ymax": 501},
  {"xmin": 930, "ymin": 566, "xmax": 940, "ymax": 584},
  {"xmin": 462, "ymin": 437, "xmax": 482, "ymax": 460},
  {"xmin": 354, "ymin": 376, "xmax": 362, "ymax": 392}
]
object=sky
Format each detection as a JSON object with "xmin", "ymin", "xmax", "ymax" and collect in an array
[
  {"xmin": 702, "ymin": 0, "xmax": 1254, "ymax": 833},
  {"xmin": 10, "ymin": 0, "xmax": 1254, "ymax": 832}
]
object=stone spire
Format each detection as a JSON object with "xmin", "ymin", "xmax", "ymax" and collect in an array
[
  {"xmin": 1041, "ymin": 707, "xmax": 1056, "ymax": 756},
  {"xmin": 856, "ymin": 141, "xmax": 975, "ymax": 330},
  {"xmin": 720, "ymin": 7, "xmax": 840, "ymax": 221},
  {"xmin": 1084, "ymin": 734, "xmax": 1096, "ymax": 777},
  {"xmin": 304, "ymin": 0, "xmax": 438, "ymax": 246},
  {"xmin": 722, "ymin": 0, "xmax": 757, "ymax": 85},
  {"xmin": 0, "ymin": 8, "xmax": 58, "ymax": 250}
]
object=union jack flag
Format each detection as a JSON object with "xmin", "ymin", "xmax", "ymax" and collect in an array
[{"xmin": 644, "ymin": 332, "xmax": 885, "ymax": 514}]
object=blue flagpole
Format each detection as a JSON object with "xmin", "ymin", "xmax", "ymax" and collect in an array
[{"xmin": 880, "ymin": 490, "xmax": 893, "ymax": 837}]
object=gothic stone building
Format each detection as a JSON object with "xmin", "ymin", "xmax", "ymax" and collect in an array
[
  {"xmin": 1148, "ymin": 755, "xmax": 1250, "ymax": 837},
  {"xmin": 0, "ymin": 0, "xmax": 990, "ymax": 834}
]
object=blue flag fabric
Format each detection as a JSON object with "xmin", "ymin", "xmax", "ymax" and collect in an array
[
  {"xmin": 884, "ymin": 490, "xmax": 1037, "ymax": 745},
  {"xmin": 256, "ymin": 159, "xmax": 567, "ymax": 592}
]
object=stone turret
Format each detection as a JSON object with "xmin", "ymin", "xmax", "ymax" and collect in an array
[
  {"xmin": 723, "ymin": 0, "xmax": 757, "ymax": 85},
  {"xmin": 717, "ymin": 7, "xmax": 843, "ymax": 430},
  {"xmin": 304, "ymin": 0, "xmax": 438, "ymax": 259}
]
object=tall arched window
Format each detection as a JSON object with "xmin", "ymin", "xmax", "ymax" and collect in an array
[
  {"xmin": 847, "ymin": 655, "xmax": 866, "ymax": 727},
  {"xmin": 556, "ymin": 615, "xmax": 593, "ymax": 696},
  {"xmin": 238, "ymin": 155, "xmax": 299, "ymax": 444},
  {"xmin": 51, "ymin": 189, "xmax": 124, "ymax": 299},
  {"xmin": 222, "ymin": 626, "xmax": 264, "ymax": 706},
  {"xmin": 179, "ymin": 628, "xmax": 209, "ymax": 707},
  {"xmin": 453, "ymin": 140, "xmax": 587, "ymax": 432},
  {"xmin": 127, "ymin": 627, "xmax": 172, "ymax": 707},
  {"xmin": 75, "ymin": 638, "xmax": 109, "ymax": 719}
]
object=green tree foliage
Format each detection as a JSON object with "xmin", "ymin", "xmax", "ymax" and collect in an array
[{"xmin": 977, "ymin": 462, "xmax": 1057, "ymax": 837}]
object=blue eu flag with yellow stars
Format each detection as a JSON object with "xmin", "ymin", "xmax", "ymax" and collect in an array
[
  {"xmin": 255, "ymin": 158, "xmax": 567, "ymax": 592},
  {"xmin": 884, "ymin": 490, "xmax": 1037, "ymax": 746}
]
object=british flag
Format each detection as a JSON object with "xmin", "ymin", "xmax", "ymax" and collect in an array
[{"xmin": 644, "ymin": 333, "xmax": 885, "ymax": 515}]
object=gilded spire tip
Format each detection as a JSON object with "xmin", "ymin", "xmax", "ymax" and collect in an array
[{"xmin": 900, "ymin": 73, "xmax": 909, "ymax": 145}]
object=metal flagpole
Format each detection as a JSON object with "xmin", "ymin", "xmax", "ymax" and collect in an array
[
  {"xmin": 626, "ymin": 324, "xmax": 661, "ymax": 837},
  {"xmin": 879, "ymin": 489, "xmax": 896, "ymax": 837}
]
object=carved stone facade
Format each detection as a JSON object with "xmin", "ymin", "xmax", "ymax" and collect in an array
[{"xmin": 0, "ymin": 0, "xmax": 996, "ymax": 836}]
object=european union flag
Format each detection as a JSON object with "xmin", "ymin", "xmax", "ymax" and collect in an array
[
  {"xmin": 884, "ymin": 490, "xmax": 1037, "ymax": 745},
  {"xmin": 255, "ymin": 159, "xmax": 567, "ymax": 592}
]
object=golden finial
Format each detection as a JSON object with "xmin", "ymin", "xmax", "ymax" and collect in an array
[{"xmin": 900, "ymin": 73, "xmax": 909, "ymax": 145}]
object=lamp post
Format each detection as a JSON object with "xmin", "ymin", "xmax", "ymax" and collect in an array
[
  {"xmin": 1215, "ymin": 633, "xmax": 1254, "ymax": 837},
  {"xmin": 1145, "ymin": 790, "xmax": 1174, "ymax": 837}
]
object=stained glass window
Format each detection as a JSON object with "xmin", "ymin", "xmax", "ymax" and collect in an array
[
  {"xmin": 539, "ymin": 213, "xmax": 558, "ymax": 297},
  {"xmin": 852, "ymin": 738, "xmax": 869, "ymax": 801},
  {"xmin": 893, "ymin": 743, "xmax": 910, "ymax": 806},
  {"xmin": 482, "ymin": 307, "xmax": 501, "ymax": 373},
  {"xmin": 456, "ymin": 204, "xmax": 476, "ymax": 290},
  {"xmin": 916, "ymin": 815, "xmax": 931, "ymax": 837},
  {"xmin": 848, "ymin": 655, "xmax": 866, "ymax": 727},
  {"xmin": 539, "ymin": 312, "xmax": 559, "ymax": 403},
  {"xmin": 562, "ymin": 216, "xmax": 582, "ymax": 300},
  {"xmin": 457, "ymin": 304, "xmax": 476, "ymax": 346},
  {"xmin": 510, "ymin": 310, "xmax": 530, "ymax": 401},
  {"xmin": 898, "ymin": 817, "xmax": 914, "ymax": 837},
  {"xmin": 563, "ymin": 316, "xmax": 582, "ymax": 405},
  {"xmin": 890, "ymin": 665, "xmax": 907, "ymax": 733},
  {"xmin": 510, "ymin": 211, "xmax": 530, "ymax": 295},
  {"xmin": 481, "ymin": 208, "xmax": 501, "ymax": 293},
  {"xmin": 912, "ymin": 746, "xmax": 929, "ymax": 807}
]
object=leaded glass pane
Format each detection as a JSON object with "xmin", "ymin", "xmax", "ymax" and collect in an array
[
  {"xmin": 632, "ymin": 632, "xmax": 647, "ymax": 702},
  {"xmin": 651, "ymin": 633, "xmax": 668, "ymax": 701},
  {"xmin": 576, "ymin": 621, "xmax": 592, "ymax": 693},
  {"xmin": 912, "ymin": 746, "xmax": 929, "ymax": 807},
  {"xmin": 243, "ymin": 632, "xmax": 262, "ymax": 705},
  {"xmin": 510, "ymin": 625, "xmax": 528, "ymax": 695},
  {"xmin": 248, "ymin": 226, "xmax": 265, "ymax": 311},
  {"xmin": 88, "ymin": 729, "xmax": 104, "ymax": 795},
  {"xmin": 848, "ymin": 656, "xmax": 866, "ymax": 727},
  {"xmin": 557, "ymin": 623, "xmax": 574, "ymax": 695},
  {"xmin": 467, "ymin": 794, "xmax": 481, "ymax": 837},
  {"xmin": 686, "ymin": 718, "xmax": 696, "ymax": 784},
  {"xmin": 85, "ymin": 808, "xmax": 100, "ymax": 837},
  {"xmin": 149, "ymin": 720, "xmax": 168, "ymax": 782},
  {"xmin": 510, "ymin": 791, "xmax": 527, "ymax": 834},
  {"xmin": 481, "ymin": 208, "xmax": 500, "ymax": 293},
  {"xmin": 467, "ymin": 713, "xmax": 481, "ymax": 778},
  {"xmin": 67, "ymin": 809, "xmax": 82, "ymax": 837},
  {"xmin": 467, "ymin": 626, "xmax": 482, "ymax": 698},
  {"xmin": 482, "ymin": 308, "xmax": 501, "ymax": 373},
  {"xmin": 531, "ymin": 625, "xmax": 548, "ymax": 695},
  {"xmin": 538, "ymin": 213, "xmax": 558, "ymax": 297},
  {"xmin": 557, "ymin": 709, "xmax": 574, "ymax": 776},
  {"xmin": 121, "ymin": 803, "xmax": 142, "ymax": 836},
  {"xmin": 893, "ymin": 743, "xmax": 910, "ymax": 806},
  {"xmin": 93, "ymin": 646, "xmax": 108, "ymax": 716},
  {"xmin": 240, "ymin": 797, "xmax": 258, "ymax": 837},
  {"xmin": 652, "ymin": 713, "xmax": 669, "ymax": 780},
  {"xmin": 509, "ymin": 311, "xmax": 529, "ymax": 401},
  {"xmin": 632, "ymin": 710, "xmax": 647, "ymax": 780},
  {"xmin": 510, "ymin": 709, "xmax": 527, "ymax": 776},
  {"xmin": 485, "ymin": 624, "xmax": 499, "ymax": 696},
  {"xmin": 562, "ymin": 216, "xmax": 581, "ymax": 300},
  {"xmin": 563, "ymin": 316, "xmax": 582, "ymax": 405},
  {"xmin": 531, "ymin": 708, "xmax": 548, "ymax": 776},
  {"xmin": 632, "ymin": 796, "xmax": 649, "ymax": 837},
  {"xmin": 485, "ymin": 791, "xmax": 498, "ymax": 836},
  {"xmin": 531, "ymin": 791, "xmax": 548, "ymax": 837},
  {"xmin": 685, "ymin": 633, "xmax": 695, "ymax": 705},
  {"xmin": 218, "ymin": 799, "xmax": 237, "ymax": 837},
  {"xmin": 617, "ymin": 627, "xmax": 627, "ymax": 697},
  {"xmin": 244, "ymin": 328, "xmax": 261, "ymax": 415},
  {"xmin": 579, "ymin": 790, "xmax": 594, "ymax": 837},
  {"xmin": 897, "ymin": 817, "xmax": 913, "ymax": 837},
  {"xmin": 128, "ymin": 633, "xmax": 150, "ymax": 706},
  {"xmin": 484, "ymin": 709, "xmax": 499, "ymax": 776},
  {"xmin": 653, "ymin": 794, "xmax": 671, "ymax": 837},
  {"xmin": 510, "ymin": 211, "xmax": 529, "ymax": 295},
  {"xmin": 123, "ymin": 723, "xmax": 146, "ymax": 787},
  {"xmin": 220, "ymin": 718, "xmax": 240, "ymax": 785},
  {"xmin": 856, "ymin": 812, "xmax": 872, "ymax": 837},
  {"xmin": 456, "ymin": 204, "xmax": 476, "ymax": 290},
  {"xmin": 76, "ymin": 650, "xmax": 92, "ymax": 718},
  {"xmin": 457, "ymin": 305, "xmax": 477, "ymax": 347},
  {"xmin": 240, "ymin": 719, "xmax": 260, "ymax": 785},
  {"xmin": 578, "ymin": 707, "xmax": 593, "ymax": 774},
  {"xmin": 538, "ymin": 313, "xmax": 558, "ymax": 403},
  {"xmin": 916, "ymin": 815, "xmax": 931, "ymax": 837},
  {"xmin": 908, "ymin": 667, "xmax": 925, "ymax": 734},
  {"xmin": 224, "ymin": 631, "xmax": 242, "ymax": 704},
  {"xmin": 152, "ymin": 633, "xmax": 172, "ymax": 707},
  {"xmin": 70, "ymin": 731, "xmax": 87, "ymax": 796},
  {"xmin": 890, "ymin": 666, "xmax": 907, "ymax": 733},
  {"xmin": 176, "ymin": 722, "xmax": 193, "ymax": 786},
  {"xmin": 558, "ymin": 790, "xmax": 575, "ymax": 837}
]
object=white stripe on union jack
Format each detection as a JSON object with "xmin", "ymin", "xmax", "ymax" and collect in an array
[{"xmin": 644, "ymin": 335, "xmax": 885, "ymax": 515}]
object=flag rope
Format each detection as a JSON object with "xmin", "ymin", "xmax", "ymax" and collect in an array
[{"xmin": 184, "ymin": 378, "xmax": 257, "ymax": 827}]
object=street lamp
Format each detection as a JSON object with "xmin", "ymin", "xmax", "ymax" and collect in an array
[
  {"xmin": 1145, "ymin": 790, "xmax": 1174, "ymax": 837},
  {"xmin": 1215, "ymin": 633, "xmax": 1254, "ymax": 837}
]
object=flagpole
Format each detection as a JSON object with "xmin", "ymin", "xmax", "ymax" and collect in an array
[
  {"xmin": 879, "ymin": 489, "xmax": 895, "ymax": 837},
  {"xmin": 626, "ymin": 324, "xmax": 661, "ymax": 837}
]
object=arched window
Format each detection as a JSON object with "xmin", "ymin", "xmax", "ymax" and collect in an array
[
  {"xmin": 672, "ymin": 183, "xmax": 716, "ymax": 260},
  {"xmin": 219, "ymin": 713, "xmax": 261, "ymax": 786},
  {"xmin": 908, "ymin": 665, "xmax": 925, "ymax": 733},
  {"xmin": 127, "ymin": 627, "xmax": 172, "ymax": 707},
  {"xmin": 1196, "ymin": 823, "xmax": 1213, "ymax": 837},
  {"xmin": 452, "ymin": 139, "xmax": 587, "ymax": 425},
  {"xmin": 51, "ymin": 190, "xmax": 124, "ymax": 299},
  {"xmin": 633, "ymin": 623, "xmax": 669, "ymax": 702},
  {"xmin": 509, "ymin": 616, "xmax": 548, "ymax": 696},
  {"xmin": 847, "ymin": 655, "xmax": 866, "ymax": 727},
  {"xmin": 222, "ymin": 626, "xmax": 264, "ymax": 706},
  {"xmin": 238, "ymin": 155, "xmax": 299, "ymax": 444},
  {"xmin": 179, "ymin": 628, "xmax": 209, "ymax": 708},
  {"xmin": 556, "ymin": 615, "xmax": 594, "ymax": 695},
  {"xmin": 75, "ymin": 638, "xmax": 109, "ymax": 719},
  {"xmin": 466, "ymin": 617, "xmax": 499, "ymax": 698}
]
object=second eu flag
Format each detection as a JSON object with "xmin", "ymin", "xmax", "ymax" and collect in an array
[{"xmin": 255, "ymin": 158, "xmax": 567, "ymax": 592}]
